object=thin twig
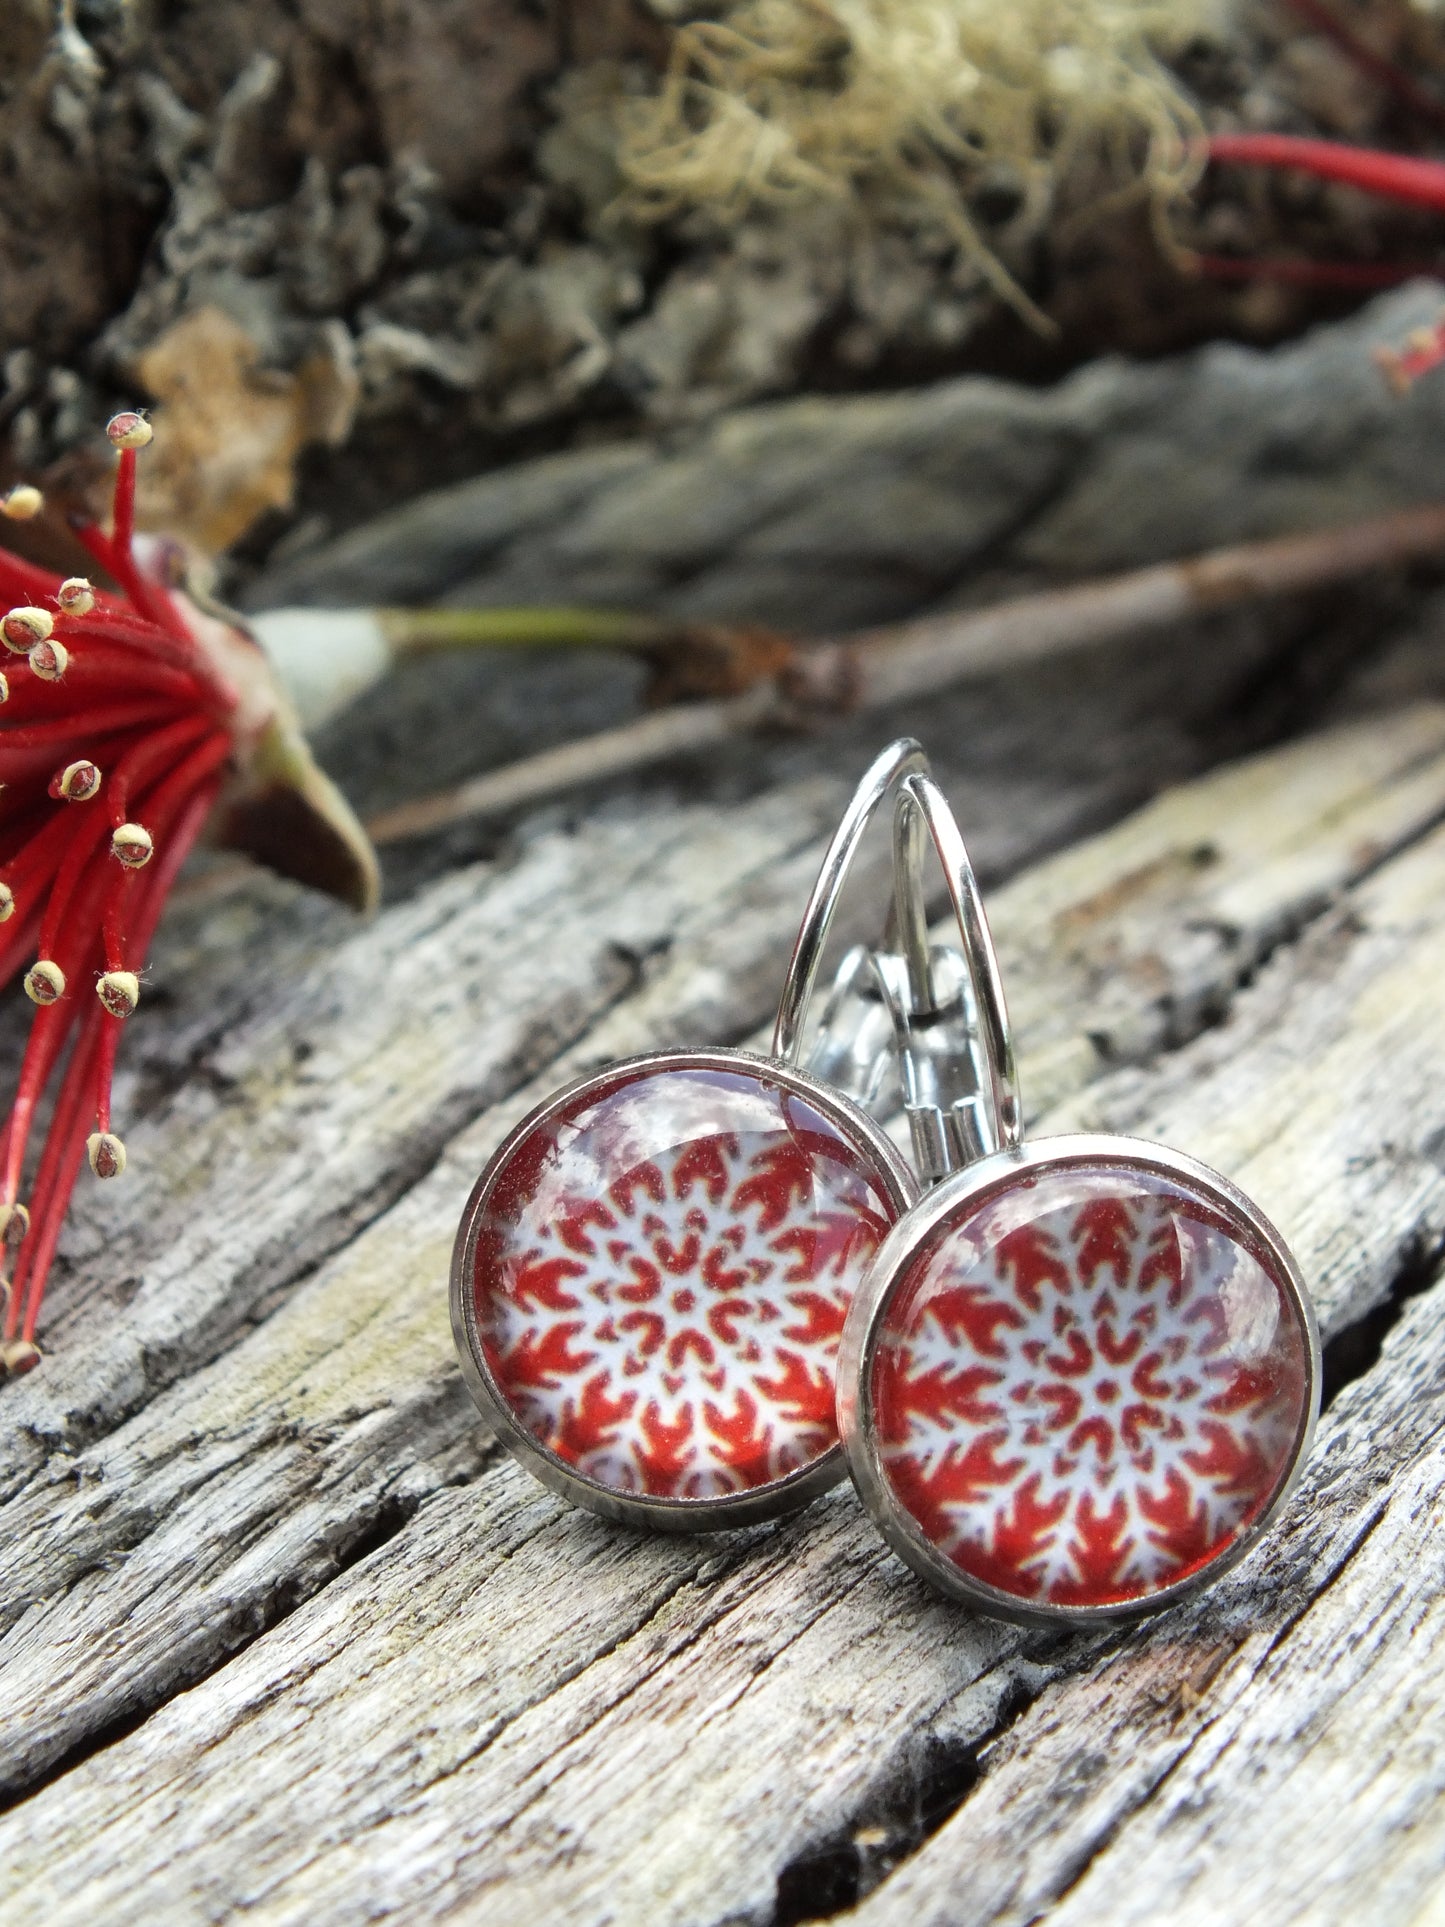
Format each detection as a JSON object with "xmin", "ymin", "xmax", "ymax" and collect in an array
[
  {"xmin": 366, "ymin": 687, "xmax": 775, "ymax": 843},
  {"xmin": 367, "ymin": 502, "xmax": 1445, "ymax": 845},
  {"xmin": 788, "ymin": 501, "xmax": 1445, "ymax": 709}
]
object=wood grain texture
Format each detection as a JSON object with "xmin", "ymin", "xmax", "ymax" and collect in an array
[
  {"xmin": 2, "ymin": 690, "xmax": 1445, "ymax": 1924},
  {"xmin": 0, "ymin": 598, "xmax": 1313, "ymax": 1497}
]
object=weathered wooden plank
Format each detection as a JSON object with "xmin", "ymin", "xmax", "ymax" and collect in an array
[
  {"xmin": 994, "ymin": 695, "xmax": 1445, "ymax": 1116},
  {"xmin": 2, "ymin": 707, "xmax": 1445, "ymax": 1922},
  {"xmin": 827, "ymin": 832, "xmax": 1445, "ymax": 1927},
  {"xmin": 0, "ymin": 782, "xmax": 865, "ymax": 1501},
  {"xmin": 3, "ymin": 705, "xmax": 1441, "ymax": 1734},
  {"xmin": 0, "ymin": 607, "xmax": 1303, "ymax": 1497},
  {"xmin": 0, "ymin": 610, "xmax": 1351, "ymax": 1820},
  {"xmin": 829, "ymin": 1286, "xmax": 1445, "ymax": 1927},
  {"xmin": 1040, "ymin": 1378, "xmax": 1445, "ymax": 1927}
]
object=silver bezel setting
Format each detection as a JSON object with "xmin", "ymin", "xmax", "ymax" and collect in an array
[
  {"xmin": 837, "ymin": 1131, "xmax": 1321, "ymax": 1626},
  {"xmin": 452, "ymin": 1046, "xmax": 919, "ymax": 1532}
]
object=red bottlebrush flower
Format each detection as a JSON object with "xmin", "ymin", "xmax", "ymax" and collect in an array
[{"xmin": 0, "ymin": 412, "xmax": 378, "ymax": 1374}]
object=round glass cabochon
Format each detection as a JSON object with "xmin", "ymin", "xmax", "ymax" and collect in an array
[
  {"xmin": 868, "ymin": 1159, "xmax": 1312, "ymax": 1610},
  {"xmin": 472, "ymin": 1063, "xmax": 904, "ymax": 1501}
]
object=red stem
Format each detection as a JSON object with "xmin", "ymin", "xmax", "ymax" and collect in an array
[
  {"xmin": 35, "ymin": 650, "xmax": 214, "ymax": 713},
  {"xmin": 37, "ymin": 807, "xmax": 113, "ymax": 962},
  {"xmin": 104, "ymin": 712, "xmax": 217, "ymax": 826},
  {"xmin": 74, "ymin": 606, "xmax": 217, "ymax": 659},
  {"xmin": 31, "ymin": 714, "xmax": 217, "ymax": 962},
  {"xmin": 54, "ymin": 615, "xmax": 230, "ymax": 711},
  {"xmin": 0, "ymin": 552, "xmax": 65, "ymax": 604},
  {"xmin": 101, "ymin": 865, "xmax": 135, "ymax": 973},
  {"xmin": 94, "ymin": 1014, "xmax": 121, "ymax": 1136},
  {"xmin": 0, "ymin": 716, "xmax": 193, "ymax": 801},
  {"xmin": 0, "ymin": 809, "xmax": 92, "ymax": 899},
  {"xmin": 2, "ymin": 851, "xmax": 115, "ymax": 1205},
  {"xmin": 113, "ymin": 449, "xmax": 137, "ymax": 559},
  {"xmin": 1207, "ymin": 132, "xmax": 1445, "ymax": 212},
  {"xmin": 134, "ymin": 729, "xmax": 233, "ymax": 830},
  {"xmin": 0, "ymin": 703, "xmax": 187, "ymax": 757},
  {"xmin": 71, "ymin": 520, "xmax": 181, "ymax": 639},
  {"xmin": 1190, "ymin": 250, "xmax": 1437, "ymax": 289},
  {"xmin": 13, "ymin": 771, "xmax": 224, "ymax": 1341},
  {"xmin": 0, "ymin": 728, "xmax": 228, "ymax": 1211},
  {"xmin": 10, "ymin": 1008, "xmax": 104, "ymax": 1342}
]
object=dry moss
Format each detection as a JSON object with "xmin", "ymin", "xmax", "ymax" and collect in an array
[{"xmin": 605, "ymin": 0, "xmax": 1225, "ymax": 327}]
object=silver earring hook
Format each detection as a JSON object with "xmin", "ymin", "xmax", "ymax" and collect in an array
[
  {"xmin": 887, "ymin": 772, "xmax": 1023, "ymax": 1176},
  {"xmin": 771, "ymin": 737, "xmax": 930, "ymax": 1069}
]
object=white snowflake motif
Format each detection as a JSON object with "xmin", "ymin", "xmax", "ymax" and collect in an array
[
  {"xmin": 876, "ymin": 1174, "xmax": 1307, "ymax": 1606},
  {"xmin": 479, "ymin": 1079, "xmax": 893, "ymax": 1499}
]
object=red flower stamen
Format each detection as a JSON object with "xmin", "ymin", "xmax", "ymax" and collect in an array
[
  {"xmin": 1205, "ymin": 133, "xmax": 1445, "ymax": 389},
  {"xmin": 1207, "ymin": 132, "xmax": 1445, "ymax": 212},
  {"xmin": 72, "ymin": 502, "xmax": 177, "ymax": 635},
  {"xmin": 57, "ymin": 578, "xmax": 95, "ymax": 617},
  {"xmin": 0, "ymin": 413, "xmax": 242, "ymax": 1369},
  {"xmin": 1192, "ymin": 252, "xmax": 1428, "ymax": 291},
  {"xmin": 2, "ymin": 608, "xmax": 53, "ymax": 653}
]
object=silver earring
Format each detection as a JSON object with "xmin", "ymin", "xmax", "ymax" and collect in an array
[
  {"xmin": 838, "ymin": 772, "xmax": 1320, "ymax": 1624},
  {"xmin": 450, "ymin": 741, "xmax": 983, "ymax": 1531}
]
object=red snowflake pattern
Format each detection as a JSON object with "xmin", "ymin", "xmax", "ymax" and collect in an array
[
  {"xmin": 474, "ymin": 1065, "xmax": 901, "ymax": 1499},
  {"xmin": 872, "ymin": 1165, "xmax": 1311, "ymax": 1608}
]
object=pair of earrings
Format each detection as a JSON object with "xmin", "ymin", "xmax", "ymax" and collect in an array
[{"xmin": 451, "ymin": 741, "xmax": 1320, "ymax": 1627}]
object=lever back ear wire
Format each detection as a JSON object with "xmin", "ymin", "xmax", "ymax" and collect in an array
[
  {"xmin": 770, "ymin": 736, "xmax": 938, "ymax": 1126},
  {"xmin": 771, "ymin": 736, "xmax": 930, "ymax": 1072},
  {"xmin": 858, "ymin": 770, "xmax": 1022, "ymax": 1186},
  {"xmin": 837, "ymin": 768, "xmax": 1320, "ymax": 1626},
  {"xmin": 449, "ymin": 738, "xmax": 933, "ymax": 1533}
]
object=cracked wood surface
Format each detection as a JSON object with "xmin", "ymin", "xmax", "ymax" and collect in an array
[
  {"xmin": 1, "ymin": 646, "xmax": 1444, "ymax": 1920},
  {"xmin": 0, "ymin": 605, "xmax": 1303, "ymax": 1496}
]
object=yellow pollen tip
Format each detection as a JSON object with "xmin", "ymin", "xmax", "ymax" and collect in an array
[
  {"xmin": 0, "ymin": 883, "xmax": 13, "ymax": 923},
  {"xmin": 0, "ymin": 1203, "xmax": 28, "ymax": 1250},
  {"xmin": 106, "ymin": 412, "xmax": 152, "ymax": 451},
  {"xmin": 55, "ymin": 761, "xmax": 102, "ymax": 802},
  {"xmin": 2, "ymin": 1338, "xmax": 41, "ymax": 1374},
  {"xmin": 57, "ymin": 577, "xmax": 96, "ymax": 617},
  {"xmin": 24, "ymin": 960, "xmax": 65, "ymax": 1005},
  {"xmin": 2, "ymin": 607, "xmax": 53, "ymax": 653},
  {"xmin": 87, "ymin": 1132, "xmax": 127, "ymax": 1179},
  {"xmin": 29, "ymin": 638, "xmax": 68, "ymax": 682},
  {"xmin": 96, "ymin": 970, "xmax": 140, "ymax": 1018},
  {"xmin": 111, "ymin": 823, "xmax": 154, "ymax": 869},
  {"xmin": 0, "ymin": 486, "xmax": 43, "ymax": 522}
]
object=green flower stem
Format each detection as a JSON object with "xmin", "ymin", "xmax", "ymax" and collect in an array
[{"xmin": 377, "ymin": 606, "xmax": 669, "ymax": 655}]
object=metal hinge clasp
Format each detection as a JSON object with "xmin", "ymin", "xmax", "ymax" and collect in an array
[{"xmin": 803, "ymin": 942, "xmax": 997, "ymax": 1186}]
